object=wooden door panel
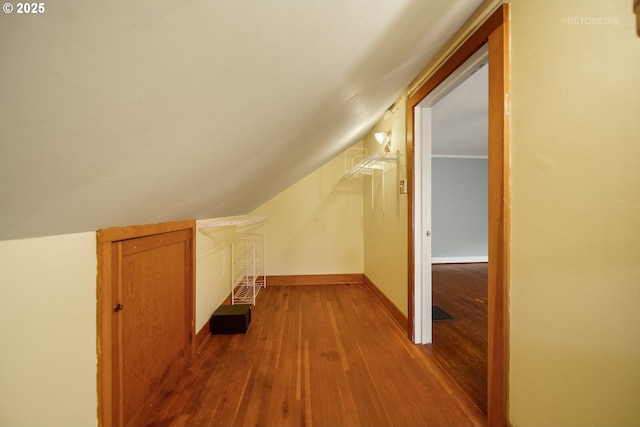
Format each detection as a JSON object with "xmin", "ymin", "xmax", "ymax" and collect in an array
[
  {"xmin": 117, "ymin": 229, "xmax": 192, "ymax": 426},
  {"xmin": 97, "ymin": 220, "xmax": 195, "ymax": 427},
  {"xmin": 122, "ymin": 234, "xmax": 186, "ymax": 424}
]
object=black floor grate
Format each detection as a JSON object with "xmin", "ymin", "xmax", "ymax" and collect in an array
[{"xmin": 432, "ymin": 305, "xmax": 454, "ymax": 321}]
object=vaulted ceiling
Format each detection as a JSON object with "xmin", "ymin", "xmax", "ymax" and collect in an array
[{"xmin": 0, "ymin": 0, "xmax": 483, "ymax": 240}]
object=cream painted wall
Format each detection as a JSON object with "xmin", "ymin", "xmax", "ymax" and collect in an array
[
  {"xmin": 362, "ymin": 104, "xmax": 409, "ymax": 316},
  {"xmin": 0, "ymin": 232, "xmax": 97, "ymax": 427},
  {"xmin": 509, "ymin": 0, "xmax": 640, "ymax": 425},
  {"xmin": 195, "ymin": 226, "xmax": 236, "ymax": 331},
  {"xmin": 250, "ymin": 147, "xmax": 364, "ymax": 276}
]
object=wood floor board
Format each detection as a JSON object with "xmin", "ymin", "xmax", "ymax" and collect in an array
[
  {"xmin": 138, "ymin": 283, "xmax": 486, "ymax": 427},
  {"xmin": 426, "ymin": 262, "xmax": 489, "ymax": 415}
]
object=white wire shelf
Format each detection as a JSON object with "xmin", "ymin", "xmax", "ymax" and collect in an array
[
  {"xmin": 231, "ymin": 276, "xmax": 266, "ymax": 305},
  {"xmin": 231, "ymin": 234, "xmax": 266, "ymax": 305},
  {"xmin": 196, "ymin": 215, "xmax": 268, "ymax": 233},
  {"xmin": 197, "ymin": 215, "xmax": 268, "ymax": 305},
  {"xmin": 342, "ymin": 148, "xmax": 399, "ymax": 215},
  {"xmin": 344, "ymin": 148, "xmax": 398, "ymax": 178}
]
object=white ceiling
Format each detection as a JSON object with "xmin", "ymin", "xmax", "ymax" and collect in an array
[
  {"xmin": 0, "ymin": 0, "xmax": 484, "ymax": 240},
  {"xmin": 432, "ymin": 63, "xmax": 488, "ymax": 157}
]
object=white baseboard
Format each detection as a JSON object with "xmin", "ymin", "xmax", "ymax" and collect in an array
[{"xmin": 432, "ymin": 256, "xmax": 488, "ymax": 264}]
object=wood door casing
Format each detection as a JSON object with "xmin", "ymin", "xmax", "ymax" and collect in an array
[
  {"xmin": 97, "ymin": 221, "xmax": 195, "ymax": 427},
  {"xmin": 406, "ymin": 5, "xmax": 510, "ymax": 426}
]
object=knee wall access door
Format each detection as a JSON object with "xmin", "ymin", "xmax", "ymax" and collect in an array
[{"xmin": 97, "ymin": 221, "xmax": 195, "ymax": 427}]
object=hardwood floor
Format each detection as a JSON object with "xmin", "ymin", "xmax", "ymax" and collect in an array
[
  {"xmin": 423, "ymin": 263, "xmax": 488, "ymax": 414},
  {"xmin": 138, "ymin": 283, "xmax": 486, "ymax": 427}
]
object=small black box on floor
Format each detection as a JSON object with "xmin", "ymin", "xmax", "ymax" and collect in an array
[{"xmin": 210, "ymin": 304, "xmax": 251, "ymax": 335}]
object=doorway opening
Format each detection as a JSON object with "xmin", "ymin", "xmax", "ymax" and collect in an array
[
  {"xmin": 416, "ymin": 46, "xmax": 489, "ymax": 412},
  {"xmin": 412, "ymin": 45, "xmax": 488, "ymax": 345}
]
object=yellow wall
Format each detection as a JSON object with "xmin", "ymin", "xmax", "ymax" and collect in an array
[
  {"xmin": 195, "ymin": 225, "xmax": 235, "ymax": 331},
  {"xmin": 509, "ymin": 0, "xmax": 640, "ymax": 425},
  {"xmin": 0, "ymin": 233, "xmax": 97, "ymax": 427},
  {"xmin": 362, "ymin": 106, "xmax": 409, "ymax": 316},
  {"xmin": 250, "ymin": 148, "xmax": 364, "ymax": 276}
]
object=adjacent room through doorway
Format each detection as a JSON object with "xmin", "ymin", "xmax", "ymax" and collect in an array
[
  {"xmin": 406, "ymin": 7, "xmax": 511, "ymax": 424},
  {"xmin": 414, "ymin": 50, "xmax": 489, "ymax": 412}
]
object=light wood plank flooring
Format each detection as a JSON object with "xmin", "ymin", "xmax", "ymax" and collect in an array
[
  {"xmin": 424, "ymin": 263, "xmax": 488, "ymax": 414},
  {"xmin": 138, "ymin": 283, "xmax": 486, "ymax": 427}
]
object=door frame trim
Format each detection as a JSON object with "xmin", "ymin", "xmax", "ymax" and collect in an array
[
  {"xmin": 406, "ymin": 5, "xmax": 510, "ymax": 426},
  {"xmin": 96, "ymin": 220, "xmax": 196, "ymax": 427}
]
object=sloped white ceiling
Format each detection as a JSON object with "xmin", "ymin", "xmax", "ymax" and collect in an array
[
  {"xmin": 0, "ymin": 0, "xmax": 483, "ymax": 240},
  {"xmin": 432, "ymin": 63, "xmax": 488, "ymax": 156}
]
